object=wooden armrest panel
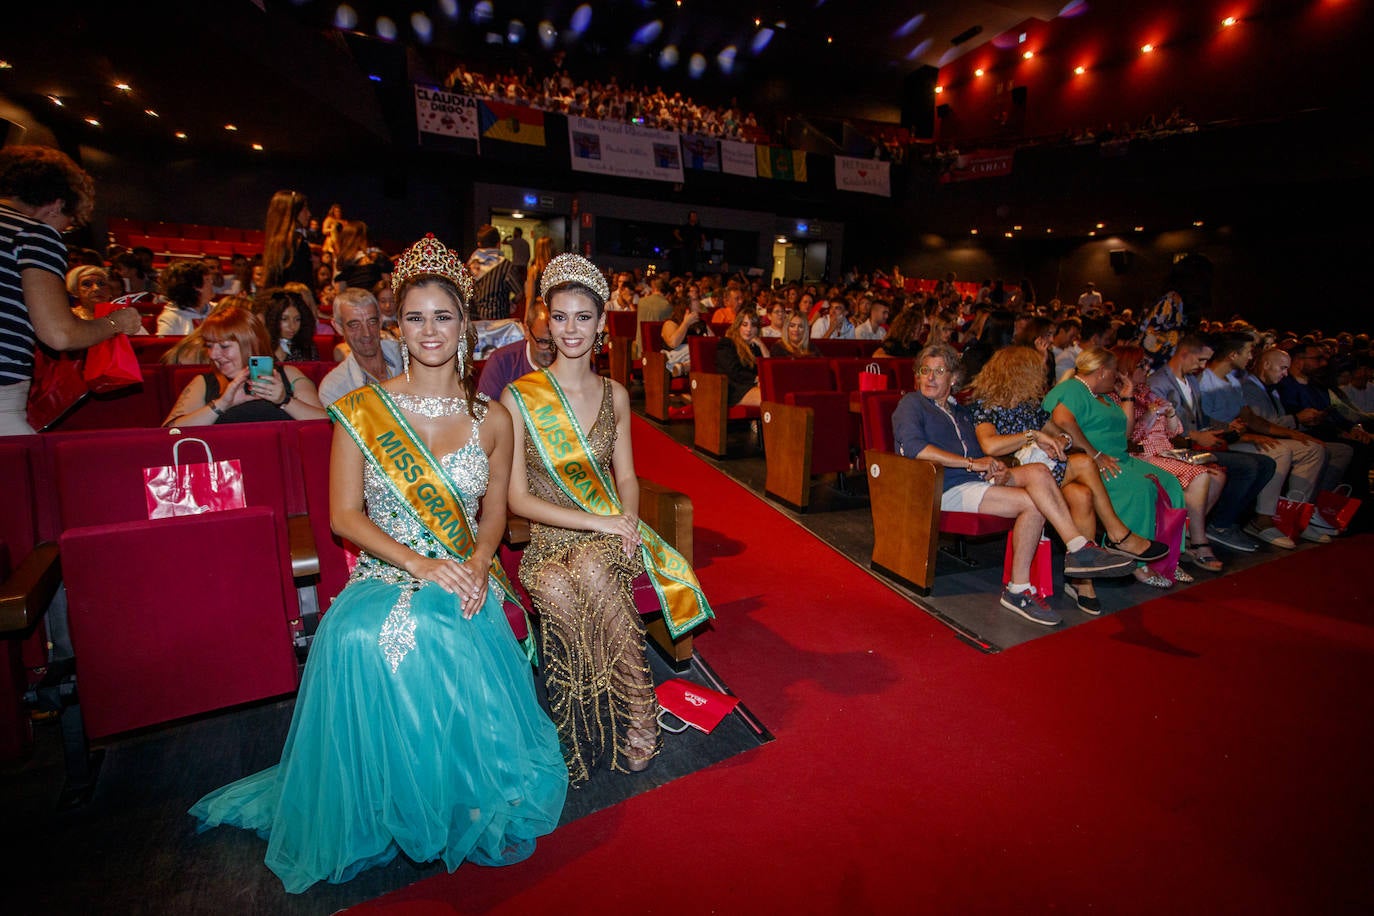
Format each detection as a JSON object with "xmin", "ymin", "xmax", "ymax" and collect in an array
[
  {"xmin": 690, "ymin": 371, "xmax": 730, "ymax": 457},
  {"xmin": 287, "ymin": 514, "xmax": 320, "ymax": 578},
  {"xmin": 865, "ymin": 450, "xmax": 943, "ymax": 593},
  {"xmin": 643, "ymin": 351, "xmax": 671, "ymax": 421},
  {"xmin": 505, "ymin": 516, "xmax": 531, "ymax": 548},
  {"xmin": 762, "ymin": 400, "xmax": 814, "ymax": 510},
  {"xmin": 637, "ymin": 477, "xmax": 695, "ymax": 665},
  {"xmin": 608, "ymin": 337, "xmax": 632, "ymax": 388},
  {"xmin": 0, "ymin": 543, "xmax": 61, "ymax": 635}
]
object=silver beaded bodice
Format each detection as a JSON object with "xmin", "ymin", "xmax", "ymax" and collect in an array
[{"xmin": 350, "ymin": 396, "xmax": 490, "ymax": 672}]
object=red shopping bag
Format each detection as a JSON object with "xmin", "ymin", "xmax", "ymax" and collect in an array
[
  {"xmin": 1146, "ymin": 474, "xmax": 1187, "ymax": 577},
  {"xmin": 143, "ymin": 437, "xmax": 247, "ymax": 518},
  {"xmin": 1002, "ymin": 533, "xmax": 1054, "ymax": 598},
  {"xmin": 1315, "ymin": 485, "xmax": 1361, "ymax": 533},
  {"xmin": 26, "ymin": 346, "xmax": 89, "ymax": 431},
  {"xmin": 82, "ymin": 302, "xmax": 143, "ymax": 393},
  {"xmin": 858, "ymin": 362, "xmax": 889, "ymax": 392},
  {"xmin": 1273, "ymin": 497, "xmax": 1316, "ymax": 541},
  {"xmin": 655, "ymin": 678, "xmax": 740, "ymax": 734}
]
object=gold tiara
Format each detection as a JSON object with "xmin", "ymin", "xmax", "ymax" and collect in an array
[
  {"xmin": 391, "ymin": 233, "xmax": 474, "ymax": 304},
  {"xmin": 540, "ymin": 253, "xmax": 610, "ymax": 304}
]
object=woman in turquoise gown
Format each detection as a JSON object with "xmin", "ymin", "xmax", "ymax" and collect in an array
[{"xmin": 190, "ymin": 235, "xmax": 566, "ymax": 894}]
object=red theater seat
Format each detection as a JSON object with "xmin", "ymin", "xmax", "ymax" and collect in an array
[
  {"xmin": 51, "ymin": 425, "xmax": 302, "ymax": 739},
  {"xmin": 863, "ymin": 391, "xmax": 1014, "ymax": 595},
  {"xmin": 688, "ymin": 337, "xmax": 759, "ymax": 458}
]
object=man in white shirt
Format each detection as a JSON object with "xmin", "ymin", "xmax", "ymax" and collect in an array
[
  {"xmin": 854, "ymin": 299, "xmax": 889, "ymax": 341},
  {"xmin": 318, "ymin": 288, "xmax": 402, "ymax": 406},
  {"xmin": 811, "ymin": 299, "xmax": 854, "ymax": 340},
  {"xmin": 1077, "ymin": 282, "xmax": 1102, "ymax": 312}
]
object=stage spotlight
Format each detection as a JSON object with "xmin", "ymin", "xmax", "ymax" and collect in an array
[
  {"xmin": 570, "ymin": 4, "xmax": 593, "ymax": 36},
  {"xmin": 975, "ymin": 67, "xmax": 985, "ymax": 76},
  {"xmin": 717, "ymin": 45, "xmax": 737, "ymax": 74},
  {"xmin": 905, "ymin": 38, "xmax": 933, "ymax": 61},
  {"xmin": 334, "ymin": 4, "xmax": 358, "ymax": 30},
  {"xmin": 376, "ymin": 16, "xmax": 397, "ymax": 40},
  {"xmin": 894, "ymin": 14, "xmax": 925, "ymax": 38},
  {"xmin": 508, "ymin": 20, "xmax": 525, "ymax": 44},
  {"xmin": 659, "ymin": 44, "xmax": 680, "ymax": 68},
  {"xmin": 472, "ymin": 1, "xmax": 493, "ymax": 25},
  {"xmin": 630, "ymin": 20, "xmax": 663, "ymax": 49},
  {"xmin": 539, "ymin": 21, "xmax": 557, "ymax": 49},
  {"xmin": 411, "ymin": 13, "xmax": 433, "ymax": 42},
  {"xmin": 751, "ymin": 28, "xmax": 774, "ymax": 54},
  {"xmin": 688, "ymin": 53, "xmax": 707, "ymax": 78},
  {"xmin": 439, "ymin": 0, "xmax": 459, "ymax": 20},
  {"xmin": 1140, "ymin": 43, "xmax": 1154, "ymax": 53}
]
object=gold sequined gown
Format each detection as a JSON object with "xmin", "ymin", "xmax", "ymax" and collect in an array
[{"xmin": 519, "ymin": 378, "xmax": 658, "ymax": 784}]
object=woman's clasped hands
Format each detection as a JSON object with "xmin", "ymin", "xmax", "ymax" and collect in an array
[
  {"xmin": 410, "ymin": 555, "xmax": 489, "ymax": 619},
  {"xmin": 599, "ymin": 511, "xmax": 643, "ymax": 558}
]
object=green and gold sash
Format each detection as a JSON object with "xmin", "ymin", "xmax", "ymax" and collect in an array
[
  {"xmin": 507, "ymin": 369, "xmax": 714, "ymax": 639},
  {"xmin": 331, "ymin": 384, "xmax": 536, "ymax": 663}
]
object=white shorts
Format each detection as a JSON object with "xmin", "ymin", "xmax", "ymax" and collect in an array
[{"xmin": 941, "ymin": 480, "xmax": 992, "ymax": 513}]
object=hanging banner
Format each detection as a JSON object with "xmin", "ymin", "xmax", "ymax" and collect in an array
[
  {"xmin": 720, "ymin": 140, "xmax": 757, "ymax": 177},
  {"xmin": 755, "ymin": 145, "xmax": 807, "ymax": 182},
  {"xmin": 567, "ymin": 117, "xmax": 685, "ymax": 183},
  {"xmin": 414, "ymin": 86, "xmax": 479, "ymax": 140},
  {"xmin": 940, "ymin": 149, "xmax": 1014, "ymax": 183},
  {"xmin": 479, "ymin": 100, "xmax": 546, "ymax": 146},
  {"xmin": 680, "ymin": 134, "xmax": 721, "ymax": 172},
  {"xmin": 834, "ymin": 156, "xmax": 891, "ymax": 197}
]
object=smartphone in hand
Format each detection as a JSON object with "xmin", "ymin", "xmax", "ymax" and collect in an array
[{"xmin": 249, "ymin": 355, "xmax": 274, "ymax": 380}]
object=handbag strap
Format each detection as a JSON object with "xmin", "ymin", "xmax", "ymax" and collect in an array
[
  {"xmin": 1144, "ymin": 473, "xmax": 1171, "ymax": 501},
  {"xmin": 171, "ymin": 436, "xmax": 214, "ymax": 468},
  {"xmin": 864, "ymin": 362, "xmax": 881, "ymax": 374}
]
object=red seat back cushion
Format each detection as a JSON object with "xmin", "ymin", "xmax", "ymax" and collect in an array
[{"xmin": 60, "ymin": 508, "xmax": 298, "ymax": 739}]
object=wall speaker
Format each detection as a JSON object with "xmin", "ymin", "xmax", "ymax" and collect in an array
[
  {"xmin": 1109, "ymin": 249, "xmax": 1134, "ymax": 274},
  {"xmin": 901, "ymin": 66, "xmax": 939, "ymax": 139},
  {"xmin": 936, "ymin": 104, "xmax": 951, "ymax": 119}
]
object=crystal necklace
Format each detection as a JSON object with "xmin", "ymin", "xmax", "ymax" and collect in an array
[{"xmin": 391, "ymin": 391, "xmax": 468, "ymax": 418}]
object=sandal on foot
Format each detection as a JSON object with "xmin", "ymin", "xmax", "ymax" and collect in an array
[
  {"xmin": 625, "ymin": 725, "xmax": 657, "ymax": 773},
  {"xmin": 1173, "ymin": 566, "xmax": 1195, "ymax": 583},
  {"xmin": 1182, "ymin": 541, "xmax": 1223, "ymax": 572},
  {"xmin": 1103, "ymin": 533, "xmax": 1170, "ymax": 563},
  {"xmin": 1064, "ymin": 580, "xmax": 1102, "ymax": 616},
  {"xmin": 1133, "ymin": 568, "xmax": 1173, "ymax": 589}
]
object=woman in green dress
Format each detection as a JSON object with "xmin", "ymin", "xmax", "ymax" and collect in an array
[{"xmin": 1043, "ymin": 346, "xmax": 1186, "ymax": 588}]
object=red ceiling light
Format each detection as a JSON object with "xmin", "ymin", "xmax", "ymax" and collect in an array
[
  {"xmin": 974, "ymin": 67, "xmax": 985, "ymax": 77},
  {"xmin": 1074, "ymin": 65, "xmax": 1086, "ymax": 75},
  {"xmin": 1140, "ymin": 43, "xmax": 1155, "ymax": 53},
  {"xmin": 1022, "ymin": 50, "xmax": 1034, "ymax": 60},
  {"xmin": 1222, "ymin": 16, "xmax": 1237, "ymax": 27}
]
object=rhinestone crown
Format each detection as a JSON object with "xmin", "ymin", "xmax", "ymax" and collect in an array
[
  {"xmin": 391, "ymin": 233, "xmax": 474, "ymax": 304},
  {"xmin": 540, "ymin": 253, "xmax": 610, "ymax": 304}
]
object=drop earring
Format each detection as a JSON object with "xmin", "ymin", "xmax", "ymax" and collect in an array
[
  {"xmin": 457, "ymin": 340, "xmax": 467, "ymax": 379},
  {"xmin": 401, "ymin": 343, "xmax": 411, "ymax": 382}
]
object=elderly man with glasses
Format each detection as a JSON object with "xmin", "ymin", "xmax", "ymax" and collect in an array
[
  {"xmin": 892, "ymin": 343, "xmax": 1134, "ymax": 627},
  {"xmin": 476, "ymin": 298, "xmax": 556, "ymax": 400}
]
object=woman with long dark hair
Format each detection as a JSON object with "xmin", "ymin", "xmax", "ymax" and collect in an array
[{"xmin": 262, "ymin": 190, "xmax": 313, "ymax": 287}]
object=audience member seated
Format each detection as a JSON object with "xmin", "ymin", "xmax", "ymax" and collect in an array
[
  {"xmin": 873, "ymin": 304, "xmax": 923, "ymax": 359},
  {"xmin": 854, "ymin": 298, "xmax": 889, "ymax": 341},
  {"xmin": 893, "ymin": 343, "xmax": 1134, "ymax": 626},
  {"xmin": 1147, "ymin": 335, "xmax": 1276, "ymax": 553},
  {"xmin": 1198, "ymin": 332, "xmax": 1329, "ymax": 547},
  {"xmin": 1043, "ymin": 347, "xmax": 1188, "ymax": 591},
  {"xmin": 969, "ymin": 346, "xmax": 1168, "ymax": 612},
  {"xmin": 1243, "ymin": 347, "xmax": 1352, "ymax": 504},
  {"xmin": 155, "ymin": 259, "xmax": 214, "ymax": 335},
  {"xmin": 259, "ymin": 287, "xmax": 320, "ymax": 362},
  {"xmin": 661, "ymin": 292, "xmax": 712, "ymax": 377},
  {"xmin": 1114, "ymin": 345, "xmax": 1227, "ymax": 573},
  {"xmin": 775, "ymin": 311, "xmax": 817, "ymax": 358},
  {"xmin": 715, "ymin": 310, "xmax": 769, "ymax": 407},
  {"xmin": 477, "ymin": 299, "xmax": 555, "ymax": 400},
  {"xmin": 163, "ymin": 304, "xmax": 326, "ymax": 425},
  {"xmin": 760, "ymin": 300, "xmax": 787, "ymax": 339},
  {"xmin": 318, "ymin": 288, "xmax": 403, "ymax": 407}
]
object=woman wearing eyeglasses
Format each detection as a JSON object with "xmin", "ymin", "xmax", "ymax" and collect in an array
[{"xmin": 892, "ymin": 344, "xmax": 1135, "ymax": 626}]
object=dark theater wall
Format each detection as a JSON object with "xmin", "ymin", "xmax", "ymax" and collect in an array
[{"xmin": 933, "ymin": 0, "xmax": 1370, "ymax": 143}]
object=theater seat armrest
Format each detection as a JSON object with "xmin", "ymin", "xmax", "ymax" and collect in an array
[
  {"xmin": 0, "ymin": 543, "xmax": 62, "ymax": 635},
  {"xmin": 288, "ymin": 514, "xmax": 320, "ymax": 578},
  {"xmin": 505, "ymin": 516, "xmax": 531, "ymax": 548}
]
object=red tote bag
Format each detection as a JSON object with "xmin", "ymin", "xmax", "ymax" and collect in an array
[
  {"xmin": 1147, "ymin": 474, "xmax": 1188, "ymax": 577},
  {"xmin": 83, "ymin": 301, "xmax": 143, "ymax": 393},
  {"xmin": 858, "ymin": 362, "xmax": 889, "ymax": 392},
  {"xmin": 1002, "ymin": 533, "xmax": 1054, "ymax": 598},
  {"xmin": 655, "ymin": 678, "xmax": 740, "ymax": 734},
  {"xmin": 1315, "ymin": 484, "xmax": 1361, "ymax": 533},
  {"xmin": 143, "ymin": 437, "xmax": 247, "ymax": 519}
]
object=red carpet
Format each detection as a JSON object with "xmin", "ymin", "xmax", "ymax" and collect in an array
[{"xmin": 350, "ymin": 417, "xmax": 1374, "ymax": 914}]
